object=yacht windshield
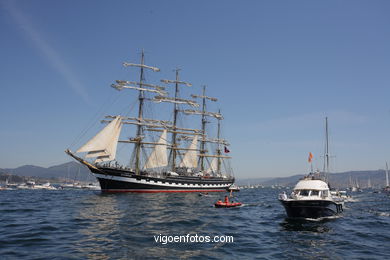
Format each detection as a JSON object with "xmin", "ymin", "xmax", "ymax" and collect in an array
[{"xmin": 297, "ymin": 190, "xmax": 320, "ymax": 196}]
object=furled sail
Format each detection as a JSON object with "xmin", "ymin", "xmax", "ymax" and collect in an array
[
  {"xmin": 179, "ymin": 136, "xmax": 198, "ymax": 168},
  {"xmin": 77, "ymin": 116, "xmax": 122, "ymax": 162},
  {"xmin": 205, "ymin": 158, "xmax": 218, "ymax": 174},
  {"xmin": 143, "ymin": 130, "xmax": 168, "ymax": 169}
]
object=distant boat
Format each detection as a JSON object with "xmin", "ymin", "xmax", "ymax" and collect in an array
[
  {"xmin": 17, "ymin": 181, "xmax": 57, "ymax": 190},
  {"xmin": 331, "ymin": 190, "xmax": 351, "ymax": 202},
  {"xmin": 17, "ymin": 180, "xmax": 36, "ymax": 189},
  {"xmin": 279, "ymin": 117, "xmax": 343, "ymax": 219},
  {"xmin": 61, "ymin": 167, "xmax": 85, "ymax": 189},
  {"xmin": 383, "ymin": 162, "xmax": 390, "ymax": 193},
  {"xmin": 61, "ymin": 182, "xmax": 83, "ymax": 189},
  {"xmin": 351, "ymin": 178, "xmax": 361, "ymax": 192},
  {"xmin": 81, "ymin": 182, "xmax": 101, "ymax": 190},
  {"xmin": 227, "ymin": 184, "xmax": 240, "ymax": 192},
  {"xmin": 367, "ymin": 177, "xmax": 372, "ymax": 189},
  {"xmin": 34, "ymin": 182, "xmax": 57, "ymax": 190},
  {"xmin": 0, "ymin": 178, "xmax": 14, "ymax": 190}
]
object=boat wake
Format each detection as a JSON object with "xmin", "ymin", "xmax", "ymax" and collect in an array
[
  {"xmin": 198, "ymin": 193, "xmax": 217, "ymax": 197},
  {"xmin": 368, "ymin": 210, "xmax": 390, "ymax": 217},
  {"xmin": 214, "ymin": 204, "xmax": 244, "ymax": 208},
  {"xmin": 345, "ymin": 198, "xmax": 359, "ymax": 202},
  {"xmin": 376, "ymin": 212, "xmax": 390, "ymax": 217},
  {"xmin": 288, "ymin": 215, "xmax": 342, "ymax": 222}
]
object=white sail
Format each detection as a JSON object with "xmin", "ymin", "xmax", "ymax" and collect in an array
[
  {"xmin": 179, "ymin": 136, "xmax": 198, "ymax": 168},
  {"xmin": 386, "ymin": 162, "xmax": 389, "ymax": 187},
  {"xmin": 143, "ymin": 130, "xmax": 168, "ymax": 169},
  {"xmin": 205, "ymin": 158, "xmax": 218, "ymax": 174},
  {"xmin": 77, "ymin": 116, "xmax": 122, "ymax": 162}
]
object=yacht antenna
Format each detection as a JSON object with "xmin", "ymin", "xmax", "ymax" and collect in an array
[{"xmin": 323, "ymin": 117, "xmax": 330, "ymax": 182}]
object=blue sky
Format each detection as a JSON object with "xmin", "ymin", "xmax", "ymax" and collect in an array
[{"xmin": 1, "ymin": 0, "xmax": 390, "ymax": 178}]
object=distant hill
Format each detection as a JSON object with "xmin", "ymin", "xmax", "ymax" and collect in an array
[
  {"xmin": 1, "ymin": 162, "xmax": 389, "ymax": 188},
  {"xmin": 0, "ymin": 162, "xmax": 92, "ymax": 182},
  {"xmin": 257, "ymin": 170, "xmax": 388, "ymax": 189},
  {"xmin": 235, "ymin": 177, "xmax": 274, "ymax": 186}
]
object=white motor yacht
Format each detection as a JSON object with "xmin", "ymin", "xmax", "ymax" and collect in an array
[{"xmin": 279, "ymin": 175, "xmax": 343, "ymax": 219}]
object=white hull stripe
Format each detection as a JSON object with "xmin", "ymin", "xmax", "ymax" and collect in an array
[{"xmin": 94, "ymin": 173, "xmax": 231, "ymax": 189}]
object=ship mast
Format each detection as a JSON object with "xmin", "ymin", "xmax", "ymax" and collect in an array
[
  {"xmin": 187, "ymin": 86, "xmax": 229, "ymax": 174},
  {"xmin": 111, "ymin": 50, "xmax": 162, "ymax": 174},
  {"xmin": 216, "ymin": 109, "xmax": 222, "ymax": 175},
  {"xmin": 135, "ymin": 51, "xmax": 146, "ymax": 175},
  {"xmin": 160, "ymin": 69, "xmax": 193, "ymax": 171},
  {"xmin": 200, "ymin": 86, "xmax": 207, "ymax": 171}
]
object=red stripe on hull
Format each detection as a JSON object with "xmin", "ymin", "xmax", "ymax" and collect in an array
[{"xmin": 102, "ymin": 189, "xmax": 226, "ymax": 193}]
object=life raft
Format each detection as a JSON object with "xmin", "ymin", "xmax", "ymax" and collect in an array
[{"xmin": 214, "ymin": 201, "xmax": 242, "ymax": 208}]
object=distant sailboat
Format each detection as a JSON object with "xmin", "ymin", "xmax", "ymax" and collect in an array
[
  {"xmin": 384, "ymin": 162, "xmax": 390, "ymax": 193},
  {"xmin": 355, "ymin": 178, "xmax": 362, "ymax": 192},
  {"xmin": 61, "ymin": 166, "xmax": 83, "ymax": 189},
  {"xmin": 367, "ymin": 177, "xmax": 372, "ymax": 189}
]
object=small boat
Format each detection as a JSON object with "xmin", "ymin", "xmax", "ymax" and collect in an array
[
  {"xmin": 215, "ymin": 196, "xmax": 242, "ymax": 208},
  {"xmin": 17, "ymin": 180, "xmax": 36, "ymax": 189},
  {"xmin": 215, "ymin": 201, "xmax": 242, "ymax": 208},
  {"xmin": 331, "ymin": 190, "xmax": 351, "ymax": 202},
  {"xmin": 0, "ymin": 178, "xmax": 14, "ymax": 190},
  {"xmin": 61, "ymin": 182, "xmax": 83, "ymax": 189},
  {"xmin": 34, "ymin": 182, "xmax": 57, "ymax": 190},
  {"xmin": 227, "ymin": 184, "xmax": 240, "ymax": 192},
  {"xmin": 81, "ymin": 183, "xmax": 101, "ymax": 190}
]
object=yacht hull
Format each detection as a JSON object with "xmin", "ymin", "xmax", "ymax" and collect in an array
[{"xmin": 279, "ymin": 199, "xmax": 343, "ymax": 219}]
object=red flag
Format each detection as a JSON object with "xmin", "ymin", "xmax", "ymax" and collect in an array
[
  {"xmin": 308, "ymin": 152, "xmax": 313, "ymax": 163},
  {"xmin": 224, "ymin": 146, "xmax": 230, "ymax": 153}
]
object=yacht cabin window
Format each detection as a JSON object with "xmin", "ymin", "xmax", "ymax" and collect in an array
[
  {"xmin": 299, "ymin": 190, "xmax": 310, "ymax": 196},
  {"xmin": 311, "ymin": 190, "xmax": 319, "ymax": 196},
  {"xmin": 297, "ymin": 190, "xmax": 321, "ymax": 196}
]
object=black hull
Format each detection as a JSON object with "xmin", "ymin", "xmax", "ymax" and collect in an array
[
  {"xmin": 89, "ymin": 166, "xmax": 234, "ymax": 193},
  {"xmin": 279, "ymin": 199, "xmax": 343, "ymax": 219}
]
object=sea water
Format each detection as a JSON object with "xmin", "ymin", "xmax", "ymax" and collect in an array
[{"xmin": 0, "ymin": 188, "xmax": 389, "ymax": 259}]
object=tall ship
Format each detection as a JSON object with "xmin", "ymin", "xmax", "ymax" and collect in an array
[{"xmin": 66, "ymin": 51, "xmax": 235, "ymax": 192}]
